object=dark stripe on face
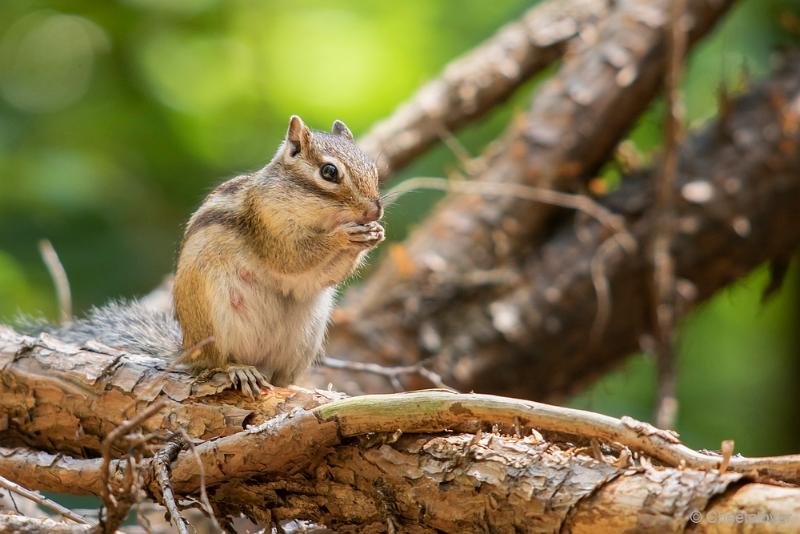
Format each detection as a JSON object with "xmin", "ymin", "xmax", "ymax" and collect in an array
[{"xmin": 283, "ymin": 168, "xmax": 341, "ymax": 201}]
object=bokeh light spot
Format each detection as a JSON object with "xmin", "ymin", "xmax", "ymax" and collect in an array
[{"xmin": 0, "ymin": 11, "xmax": 108, "ymax": 113}]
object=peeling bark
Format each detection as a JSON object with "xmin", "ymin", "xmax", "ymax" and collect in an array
[
  {"xmin": 0, "ymin": 327, "xmax": 343, "ymax": 456},
  {"xmin": 208, "ymin": 433, "xmax": 746, "ymax": 533},
  {"xmin": 566, "ymin": 479, "xmax": 800, "ymax": 533}
]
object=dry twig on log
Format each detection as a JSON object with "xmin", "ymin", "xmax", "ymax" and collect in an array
[
  {"xmin": 0, "ymin": 475, "xmax": 89, "ymax": 525},
  {"xmin": 152, "ymin": 437, "xmax": 188, "ymax": 534}
]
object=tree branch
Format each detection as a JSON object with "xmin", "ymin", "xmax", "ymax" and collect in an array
[
  {"xmin": 0, "ymin": 326, "xmax": 342, "ymax": 456},
  {"xmin": 152, "ymin": 437, "xmax": 188, "ymax": 534},
  {"xmin": 0, "ymin": 515, "xmax": 93, "ymax": 534},
  {"xmin": 0, "ymin": 475, "xmax": 89, "ymax": 525},
  {"xmin": 359, "ymin": 0, "xmax": 612, "ymax": 179}
]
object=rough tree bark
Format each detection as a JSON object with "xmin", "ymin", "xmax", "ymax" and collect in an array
[{"xmin": 1, "ymin": 328, "xmax": 799, "ymax": 532}]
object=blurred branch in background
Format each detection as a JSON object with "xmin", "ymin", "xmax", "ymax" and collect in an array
[
  {"xmin": 314, "ymin": 0, "xmax": 735, "ymax": 394},
  {"xmin": 315, "ymin": 53, "xmax": 800, "ymax": 399},
  {"xmin": 359, "ymin": 0, "xmax": 611, "ymax": 180},
  {"xmin": 37, "ymin": 239, "xmax": 72, "ymax": 325}
]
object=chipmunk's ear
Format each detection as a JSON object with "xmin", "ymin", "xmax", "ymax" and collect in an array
[
  {"xmin": 331, "ymin": 119, "xmax": 353, "ymax": 141},
  {"xmin": 285, "ymin": 115, "xmax": 312, "ymax": 158}
]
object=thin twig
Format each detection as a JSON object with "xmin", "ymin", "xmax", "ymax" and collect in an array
[
  {"xmin": 0, "ymin": 474, "xmax": 90, "ymax": 524},
  {"xmin": 38, "ymin": 239, "xmax": 72, "ymax": 324},
  {"xmin": 176, "ymin": 428, "xmax": 222, "ymax": 532},
  {"xmin": 100, "ymin": 402, "xmax": 166, "ymax": 502},
  {"xmin": 153, "ymin": 437, "xmax": 188, "ymax": 534},
  {"xmin": 433, "ymin": 123, "xmax": 482, "ymax": 175},
  {"xmin": 652, "ymin": 0, "xmax": 688, "ymax": 430},
  {"xmin": 98, "ymin": 401, "xmax": 166, "ymax": 534},
  {"xmin": 384, "ymin": 176, "xmax": 637, "ymax": 342},
  {"xmin": 589, "ymin": 237, "xmax": 616, "ymax": 344},
  {"xmin": 320, "ymin": 356, "xmax": 455, "ymax": 392},
  {"xmin": 384, "ymin": 177, "xmax": 630, "ymax": 238},
  {"xmin": 416, "ymin": 367, "xmax": 451, "ymax": 390},
  {"xmin": 6, "ymin": 486, "xmax": 20, "ymax": 514}
]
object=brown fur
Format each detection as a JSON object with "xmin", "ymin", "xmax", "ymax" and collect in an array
[{"xmin": 174, "ymin": 255, "xmax": 226, "ymax": 369}]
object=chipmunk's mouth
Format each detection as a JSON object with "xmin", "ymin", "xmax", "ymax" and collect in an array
[
  {"xmin": 358, "ymin": 199, "xmax": 383, "ymax": 223},
  {"xmin": 323, "ymin": 200, "xmax": 383, "ymax": 230}
]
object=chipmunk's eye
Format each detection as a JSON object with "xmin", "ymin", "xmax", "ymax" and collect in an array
[{"xmin": 320, "ymin": 163, "xmax": 340, "ymax": 183}]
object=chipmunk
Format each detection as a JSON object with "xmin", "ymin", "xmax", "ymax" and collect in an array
[{"xmin": 31, "ymin": 116, "xmax": 384, "ymax": 397}]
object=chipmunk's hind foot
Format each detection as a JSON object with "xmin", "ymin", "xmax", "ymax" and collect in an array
[{"xmin": 227, "ymin": 364, "xmax": 272, "ymax": 400}]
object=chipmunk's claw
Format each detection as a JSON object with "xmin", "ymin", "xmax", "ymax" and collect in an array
[
  {"xmin": 227, "ymin": 364, "xmax": 272, "ymax": 399},
  {"xmin": 341, "ymin": 221, "xmax": 385, "ymax": 247}
]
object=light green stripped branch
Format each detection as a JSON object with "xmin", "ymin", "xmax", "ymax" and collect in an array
[{"xmin": 315, "ymin": 390, "xmax": 800, "ymax": 483}]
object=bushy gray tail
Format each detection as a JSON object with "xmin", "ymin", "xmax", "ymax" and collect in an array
[{"xmin": 19, "ymin": 299, "xmax": 182, "ymax": 357}]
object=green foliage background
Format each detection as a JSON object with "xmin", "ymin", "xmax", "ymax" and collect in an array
[{"xmin": 0, "ymin": 0, "xmax": 798, "ymax": 456}]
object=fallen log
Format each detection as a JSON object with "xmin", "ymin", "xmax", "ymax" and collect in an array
[{"xmin": 0, "ymin": 327, "xmax": 798, "ymax": 532}]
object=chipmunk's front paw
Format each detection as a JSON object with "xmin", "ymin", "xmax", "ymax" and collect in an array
[
  {"xmin": 226, "ymin": 364, "xmax": 272, "ymax": 400},
  {"xmin": 341, "ymin": 221, "xmax": 385, "ymax": 248}
]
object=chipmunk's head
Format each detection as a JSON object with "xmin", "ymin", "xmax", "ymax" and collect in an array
[{"xmin": 269, "ymin": 115, "xmax": 382, "ymax": 230}]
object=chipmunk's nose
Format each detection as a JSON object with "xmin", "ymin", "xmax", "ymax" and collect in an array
[{"xmin": 363, "ymin": 199, "xmax": 383, "ymax": 222}]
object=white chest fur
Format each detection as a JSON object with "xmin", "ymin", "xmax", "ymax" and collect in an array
[{"xmin": 208, "ymin": 263, "xmax": 335, "ymax": 385}]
